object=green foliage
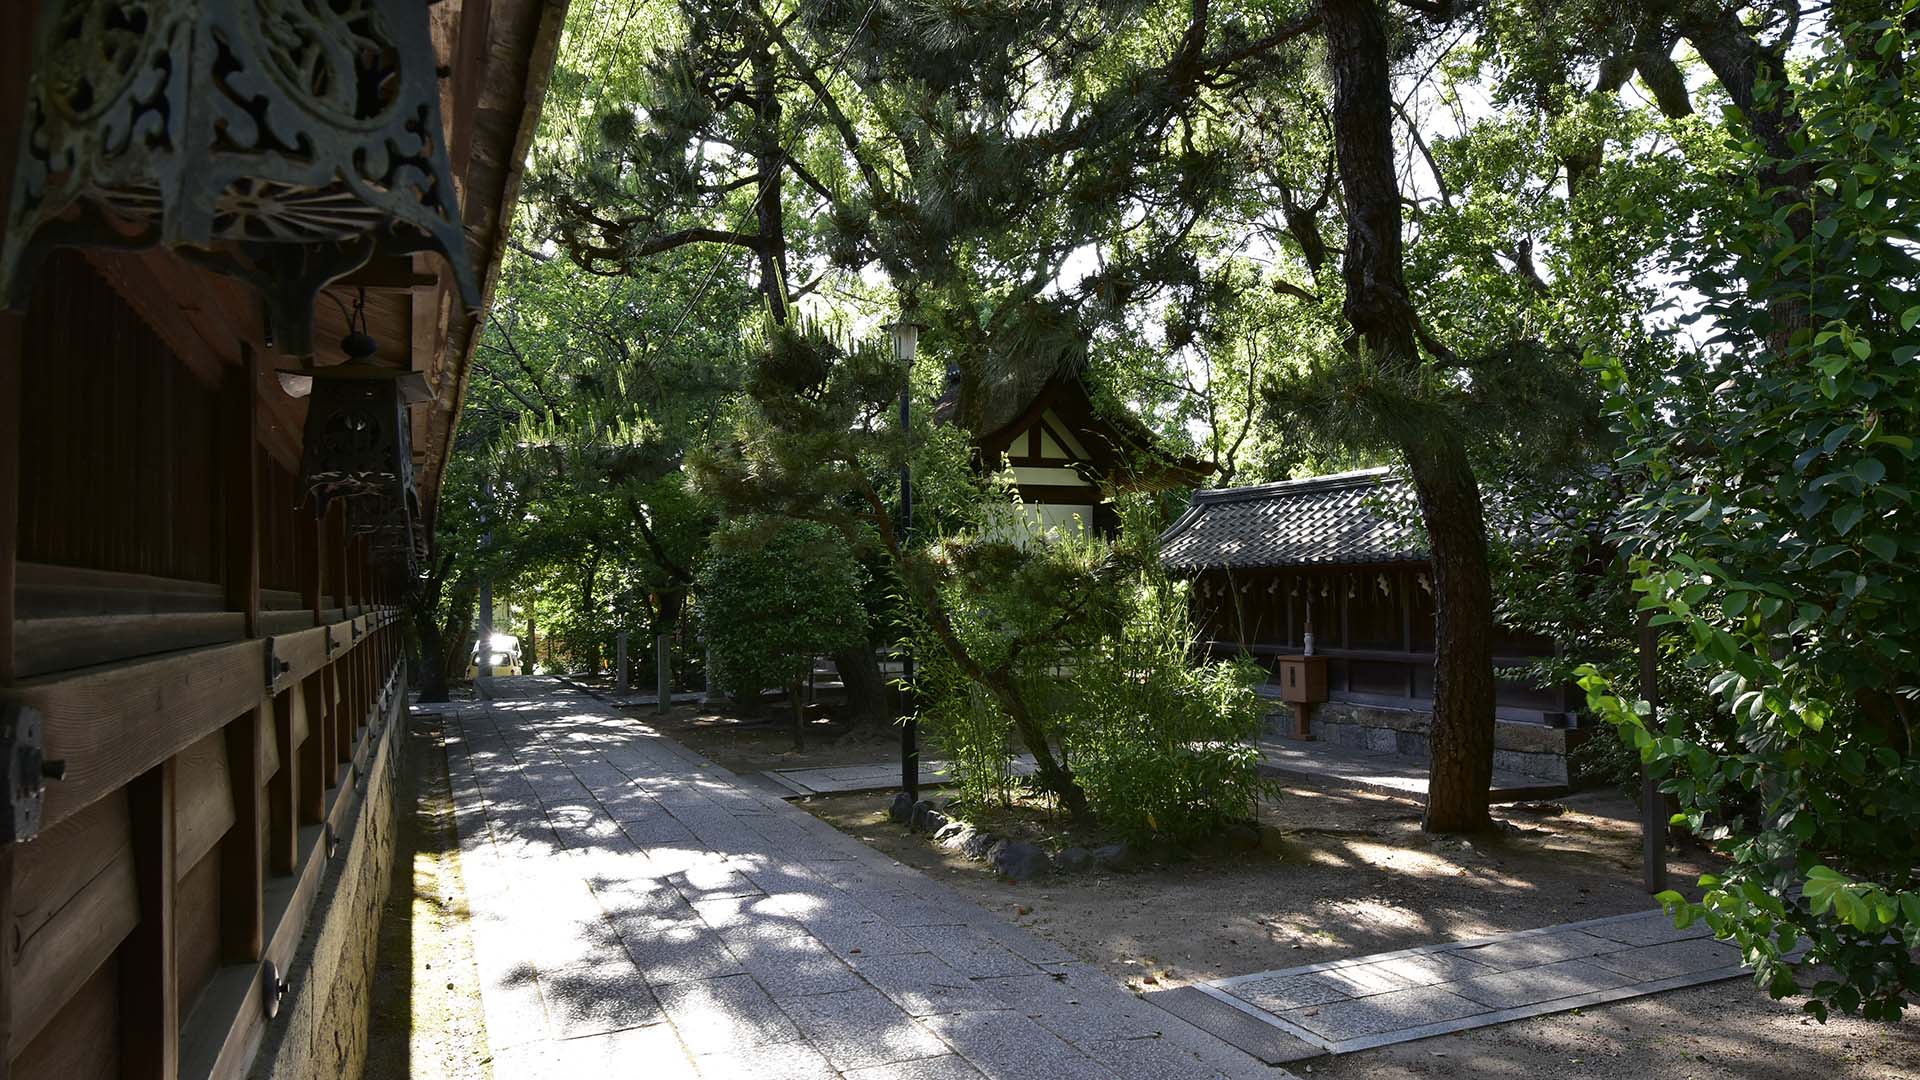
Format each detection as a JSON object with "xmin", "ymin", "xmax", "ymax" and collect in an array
[
  {"xmin": 1580, "ymin": 4, "xmax": 1920, "ymax": 1021},
  {"xmin": 909, "ymin": 521, "xmax": 1123, "ymax": 806},
  {"xmin": 1060, "ymin": 575, "xmax": 1271, "ymax": 845},
  {"xmin": 696, "ymin": 517, "xmax": 870, "ymax": 699},
  {"xmin": 916, "ymin": 499, "xmax": 1272, "ymax": 843}
]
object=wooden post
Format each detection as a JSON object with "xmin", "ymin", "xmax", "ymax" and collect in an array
[
  {"xmin": 222, "ymin": 706, "xmax": 265, "ymax": 961},
  {"xmin": 122, "ymin": 758, "xmax": 179, "ymax": 1080},
  {"xmin": 527, "ymin": 618, "xmax": 536, "ymax": 675},
  {"xmin": 1638, "ymin": 610, "xmax": 1669, "ymax": 894},
  {"xmin": 0, "ymin": 310, "xmax": 18, "ymax": 1080},
  {"xmin": 337, "ymin": 647, "xmax": 355, "ymax": 766},
  {"xmin": 1, "ymin": 31, "xmax": 30, "ymax": 1072},
  {"xmin": 298, "ymin": 673, "xmax": 326, "ymax": 821},
  {"xmin": 269, "ymin": 690, "xmax": 298, "ymax": 874},
  {"xmin": 300, "ymin": 515, "xmax": 323, "ymax": 625},
  {"xmin": 1401, "ymin": 568, "xmax": 1417, "ymax": 699},
  {"xmin": 1283, "ymin": 573, "xmax": 1294, "ymax": 648},
  {"xmin": 615, "ymin": 631, "xmax": 628, "ymax": 695},
  {"xmin": 327, "ymin": 503, "xmax": 348, "ymax": 615},
  {"xmin": 222, "ymin": 348, "xmax": 260, "ymax": 637},
  {"xmin": 0, "ymin": 311, "xmax": 19, "ymax": 686}
]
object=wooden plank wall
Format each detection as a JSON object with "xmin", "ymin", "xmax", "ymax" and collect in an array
[{"xmin": 2, "ymin": 255, "xmax": 409, "ymax": 1080}]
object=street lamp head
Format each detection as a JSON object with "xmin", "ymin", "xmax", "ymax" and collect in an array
[{"xmin": 884, "ymin": 320, "xmax": 925, "ymax": 367}]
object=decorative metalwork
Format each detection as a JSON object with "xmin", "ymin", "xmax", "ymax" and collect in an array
[
  {"xmin": 294, "ymin": 290, "xmax": 425, "ymax": 577},
  {"xmin": 299, "ymin": 370, "xmax": 410, "ymax": 509},
  {"xmin": 2, "ymin": 702, "xmax": 60, "ymax": 846},
  {"xmin": 1, "ymin": 0, "xmax": 477, "ymax": 354},
  {"xmin": 263, "ymin": 960, "xmax": 290, "ymax": 1019}
]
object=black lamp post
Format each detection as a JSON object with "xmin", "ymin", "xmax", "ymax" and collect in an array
[{"xmin": 885, "ymin": 319, "xmax": 923, "ymax": 801}]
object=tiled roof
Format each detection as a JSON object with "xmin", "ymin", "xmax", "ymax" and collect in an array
[{"xmin": 1158, "ymin": 468, "xmax": 1426, "ymax": 570}]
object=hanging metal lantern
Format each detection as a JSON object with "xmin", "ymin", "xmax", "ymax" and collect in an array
[
  {"xmin": 295, "ymin": 291, "xmax": 412, "ymax": 505},
  {"xmin": 1, "ymin": 0, "xmax": 478, "ymax": 354},
  {"xmin": 352, "ymin": 483, "xmax": 423, "ymax": 574}
]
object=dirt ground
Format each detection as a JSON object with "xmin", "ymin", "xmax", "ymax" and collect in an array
[
  {"xmin": 802, "ymin": 779, "xmax": 1920, "ymax": 1078},
  {"xmin": 365, "ymin": 704, "xmax": 493, "ymax": 1080},
  {"xmin": 615, "ymin": 698, "xmax": 902, "ymax": 774}
]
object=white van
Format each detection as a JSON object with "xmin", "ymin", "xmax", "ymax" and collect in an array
[{"xmin": 468, "ymin": 632, "xmax": 523, "ymax": 677}]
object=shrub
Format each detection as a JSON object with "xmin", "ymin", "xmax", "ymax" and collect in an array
[
  {"xmin": 697, "ymin": 517, "xmax": 869, "ymax": 745},
  {"xmin": 1061, "ymin": 576, "xmax": 1270, "ymax": 845},
  {"xmin": 914, "ymin": 508, "xmax": 1273, "ymax": 842}
]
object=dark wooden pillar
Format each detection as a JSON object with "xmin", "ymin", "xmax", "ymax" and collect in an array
[
  {"xmin": 334, "ymin": 650, "xmax": 353, "ymax": 767},
  {"xmin": 222, "ymin": 348, "xmax": 261, "ymax": 637},
  {"xmin": 300, "ymin": 513, "xmax": 322, "ymax": 625},
  {"xmin": 122, "ymin": 759, "xmax": 179, "ymax": 1080},
  {"xmin": 269, "ymin": 690, "xmax": 298, "ymax": 875},
  {"xmin": 299, "ymin": 673, "xmax": 327, "ymax": 819},
  {"xmin": 2, "ymin": 23, "xmax": 33, "ymax": 1072},
  {"xmin": 1402, "ymin": 568, "xmax": 1417, "ymax": 698},
  {"xmin": 222, "ymin": 706, "xmax": 264, "ymax": 961},
  {"xmin": 0, "ymin": 311, "xmax": 18, "ymax": 686},
  {"xmin": 0, "ymin": 314, "xmax": 17, "ymax": 1080},
  {"xmin": 327, "ymin": 503, "xmax": 348, "ymax": 615}
]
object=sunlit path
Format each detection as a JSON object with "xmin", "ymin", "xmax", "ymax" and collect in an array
[{"xmin": 438, "ymin": 677, "xmax": 1288, "ymax": 1079}]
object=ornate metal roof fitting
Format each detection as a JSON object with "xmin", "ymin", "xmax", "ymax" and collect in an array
[{"xmin": 0, "ymin": 0, "xmax": 479, "ymax": 355}]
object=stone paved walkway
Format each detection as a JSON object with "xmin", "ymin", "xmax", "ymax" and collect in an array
[
  {"xmin": 1160, "ymin": 908, "xmax": 1750, "ymax": 1057},
  {"xmin": 764, "ymin": 756, "xmax": 1039, "ymax": 797},
  {"xmin": 441, "ymin": 678, "xmax": 1285, "ymax": 1080}
]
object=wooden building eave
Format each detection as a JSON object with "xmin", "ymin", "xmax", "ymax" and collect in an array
[
  {"xmin": 414, "ymin": 0, "xmax": 574, "ymax": 533},
  {"xmin": 1, "ymin": 0, "xmax": 569, "ymax": 524}
]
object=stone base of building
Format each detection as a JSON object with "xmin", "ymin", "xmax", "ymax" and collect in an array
[
  {"xmin": 1264, "ymin": 700, "xmax": 1588, "ymax": 784},
  {"xmin": 254, "ymin": 684, "xmax": 407, "ymax": 1080}
]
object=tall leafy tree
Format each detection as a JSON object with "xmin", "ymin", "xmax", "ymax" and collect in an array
[{"xmin": 1582, "ymin": 2, "xmax": 1920, "ymax": 1019}]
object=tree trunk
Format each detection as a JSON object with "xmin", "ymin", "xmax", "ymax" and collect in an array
[
  {"xmin": 750, "ymin": 37, "xmax": 790, "ymax": 321},
  {"xmin": 856, "ymin": 481, "xmax": 1093, "ymax": 820},
  {"xmin": 655, "ymin": 589, "xmax": 686, "ymax": 715},
  {"xmin": 1402, "ymin": 430, "xmax": 1497, "ymax": 832},
  {"xmin": 832, "ymin": 645, "xmax": 890, "ymax": 730},
  {"xmin": 1668, "ymin": 1, "xmax": 1811, "ymax": 349},
  {"xmin": 993, "ymin": 673, "xmax": 1090, "ymax": 821},
  {"xmin": 1322, "ymin": 0, "xmax": 1496, "ymax": 833},
  {"xmin": 416, "ymin": 575, "xmax": 479, "ymax": 703},
  {"xmin": 415, "ymin": 612, "xmax": 451, "ymax": 703}
]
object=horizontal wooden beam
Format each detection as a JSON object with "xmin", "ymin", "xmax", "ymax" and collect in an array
[
  {"xmin": 335, "ymin": 256, "xmax": 437, "ymax": 291},
  {"xmin": 3, "ymin": 609, "xmax": 399, "ymax": 837}
]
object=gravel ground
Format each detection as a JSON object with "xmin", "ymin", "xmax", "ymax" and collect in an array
[{"xmin": 365, "ymin": 706, "xmax": 493, "ymax": 1080}]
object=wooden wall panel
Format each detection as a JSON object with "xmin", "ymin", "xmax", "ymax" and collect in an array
[
  {"xmin": 9, "ymin": 797, "xmax": 136, "ymax": 1061},
  {"xmin": 12, "ymin": 954, "xmax": 117, "ymax": 1080},
  {"xmin": 174, "ymin": 732, "xmax": 235, "ymax": 879},
  {"xmin": 121, "ymin": 759, "xmax": 178, "ymax": 1080},
  {"xmin": 174, "ymin": 848, "xmax": 221, "ymax": 1020},
  {"xmin": 18, "ymin": 255, "xmax": 219, "ymax": 584}
]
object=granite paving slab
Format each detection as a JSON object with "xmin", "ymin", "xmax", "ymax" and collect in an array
[
  {"xmin": 439, "ymin": 677, "xmax": 1287, "ymax": 1079},
  {"xmin": 1197, "ymin": 906, "xmax": 1751, "ymax": 1055},
  {"xmin": 1139, "ymin": 986, "xmax": 1326, "ymax": 1065},
  {"xmin": 1280, "ymin": 984, "xmax": 1486, "ymax": 1041}
]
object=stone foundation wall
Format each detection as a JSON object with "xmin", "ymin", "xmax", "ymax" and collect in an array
[
  {"xmin": 254, "ymin": 686, "xmax": 405, "ymax": 1080},
  {"xmin": 1264, "ymin": 700, "xmax": 1587, "ymax": 784}
]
